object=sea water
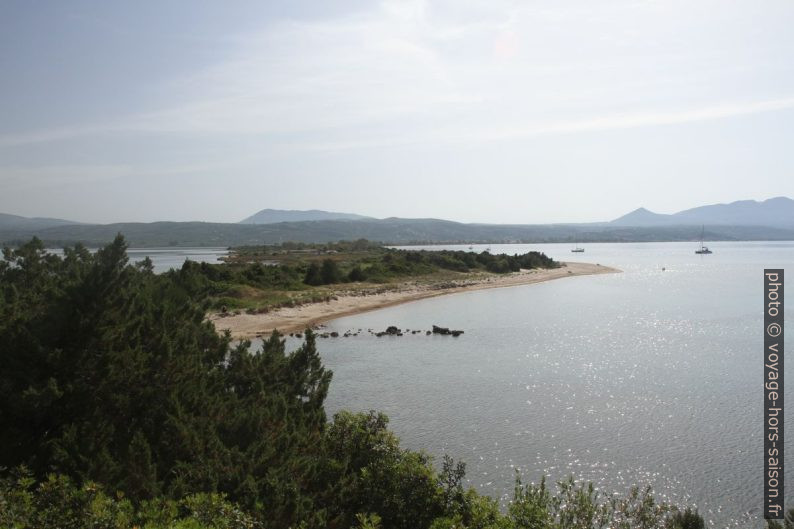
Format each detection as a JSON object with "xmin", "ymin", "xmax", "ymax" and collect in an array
[{"xmin": 261, "ymin": 241, "xmax": 793, "ymax": 528}]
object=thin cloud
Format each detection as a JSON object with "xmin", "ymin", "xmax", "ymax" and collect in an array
[
  {"xmin": 0, "ymin": 162, "xmax": 234, "ymax": 188},
  {"xmin": 2, "ymin": 0, "xmax": 793, "ymax": 154},
  {"xmin": 297, "ymin": 96, "xmax": 794, "ymax": 152}
]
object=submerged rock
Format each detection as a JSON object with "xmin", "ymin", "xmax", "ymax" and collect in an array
[{"xmin": 432, "ymin": 325, "xmax": 464, "ymax": 336}]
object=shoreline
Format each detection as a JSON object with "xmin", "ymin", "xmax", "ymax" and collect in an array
[{"xmin": 209, "ymin": 261, "xmax": 621, "ymax": 339}]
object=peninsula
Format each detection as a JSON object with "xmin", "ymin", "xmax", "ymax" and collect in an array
[
  {"xmin": 201, "ymin": 241, "xmax": 620, "ymax": 338},
  {"xmin": 210, "ymin": 261, "xmax": 617, "ymax": 338}
]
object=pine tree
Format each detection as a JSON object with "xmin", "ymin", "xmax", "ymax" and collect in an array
[{"xmin": 303, "ymin": 262, "xmax": 322, "ymax": 285}]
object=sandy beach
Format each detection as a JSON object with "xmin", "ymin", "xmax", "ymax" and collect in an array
[{"xmin": 209, "ymin": 261, "xmax": 620, "ymax": 339}]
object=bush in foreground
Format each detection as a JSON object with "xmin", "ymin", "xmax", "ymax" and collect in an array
[
  {"xmin": 0, "ymin": 464, "xmax": 706, "ymax": 529},
  {"xmin": 0, "ymin": 468, "xmax": 259, "ymax": 529}
]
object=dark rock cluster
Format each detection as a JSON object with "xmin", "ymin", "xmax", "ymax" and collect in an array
[
  {"xmin": 431, "ymin": 325, "xmax": 464, "ymax": 337},
  {"xmin": 277, "ymin": 324, "xmax": 466, "ymax": 339}
]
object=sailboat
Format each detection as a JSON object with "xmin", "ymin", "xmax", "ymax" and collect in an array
[
  {"xmin": 571, "ymin": 237, "xmax": 584, "ymax": 253},
  {"xmin": 695, "ymin": 225, "xmax": 712, "ymax": 254}
]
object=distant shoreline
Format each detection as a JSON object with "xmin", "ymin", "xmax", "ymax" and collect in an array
[{"xmin": 209, "ymin": 261, "xmax": 621, "ymax": 339}]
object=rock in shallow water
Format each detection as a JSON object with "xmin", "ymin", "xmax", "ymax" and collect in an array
[{"xmin": 432, "ymin": 325, "xmax": 464, "ymax": 336}]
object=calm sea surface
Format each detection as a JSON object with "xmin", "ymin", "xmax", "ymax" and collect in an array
[{"xmin": 263, "ymin": 241, "xmax": 792, "ymax": 528}]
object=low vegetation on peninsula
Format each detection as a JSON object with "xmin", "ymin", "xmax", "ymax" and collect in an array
[
  {"xmin": 0, "ymin": 236, "xmax": 705, "ymax": 528},
  {"xmin": 190, "ymin": 240, "xmax": 559, "ymax": 314}
]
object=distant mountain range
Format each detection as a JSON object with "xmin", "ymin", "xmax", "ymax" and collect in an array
[
  {"xmin": 611, "ymin": 196, "xmax": 794, "ymax": 228},
  {"xmin": 240, "ymin": 209, "xmax": 372, "ymax": 224},
  {"xmin": 0, "ymin": 212, "xmax": 80, "ymax": 231},
  {"xmin": 1, "ymin": 198, "xmax": 793, "ymax": 247}
]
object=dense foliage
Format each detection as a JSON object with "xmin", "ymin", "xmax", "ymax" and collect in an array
[
  {"xmin": 0, "ymin": 237, "xmax": 703, "ymax": 528},
  {"xmin": 340, "ymin": 248, "xmax": 559, "ymax": 280},
  {"xmin": 0, "ymin": 463, "xmax": 708, "ymax": 529},
  {"xmin": 0, "ymin": 469, "xmax": 260, "ymax": 529},
  {"xmin": 0, "ymin": 236, "xmax": 331, "ymax": 525}
]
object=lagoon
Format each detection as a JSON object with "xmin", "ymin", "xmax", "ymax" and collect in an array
[{"xmin": 46, "ymin": 246, "xmax": 228, "ymax": 273}]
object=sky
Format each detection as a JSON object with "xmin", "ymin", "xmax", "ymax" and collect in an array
[{"xmin": 1, "ymin": 0, "xmax": 794, "ymax": 225}]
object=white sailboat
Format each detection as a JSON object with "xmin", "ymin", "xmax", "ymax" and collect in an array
[
  {"xmin": 571, "ymin": 236, "xmax": 584, "ymax": 253},
  {"xmin": 695, "ymin": 225, "xmax": 712, "ymax": 254}
]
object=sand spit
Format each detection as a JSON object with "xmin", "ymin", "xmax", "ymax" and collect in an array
[{"xmin": 209, "ymin": 262, "xmax": 620, "ymax": 339}]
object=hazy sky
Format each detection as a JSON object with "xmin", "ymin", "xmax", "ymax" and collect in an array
[{"xmin": 2, "ymin": 0, "xmax": 794, "ymax": 224}]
